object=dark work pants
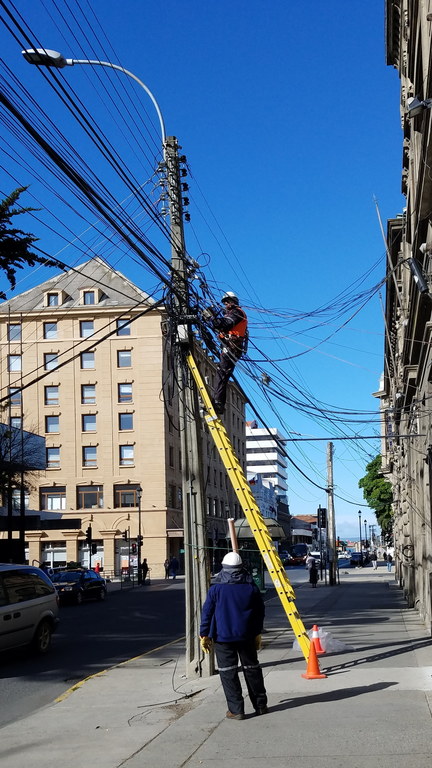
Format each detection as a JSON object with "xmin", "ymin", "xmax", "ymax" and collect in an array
[
  {"xmin": 215, "ymin": 640, "xmax": 267, "ymax": 715},
  {"xmin": 214, "ymin": 349, "xmax": 240, "ymax": 408}
]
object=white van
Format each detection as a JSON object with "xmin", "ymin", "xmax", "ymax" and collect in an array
[{"xmin": 0, "ymin": 564, "xmax": 59, "ymax": 653}]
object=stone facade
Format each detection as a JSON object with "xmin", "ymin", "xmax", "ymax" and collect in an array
[
  {"xmin": 0, "ymin": 259, "xmax": 246, "ymax": 577},
  {"xmin": 380, "ymin": 1, "xmax": 432, "ymax": 630}
]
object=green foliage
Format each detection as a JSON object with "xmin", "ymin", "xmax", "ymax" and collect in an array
[
  {"xmin": 358, "ymin": 455, "xmax": 393, "ymax": 532},
  {"xmin": 0, "ymin": 187, "xmax": 60, "ymax": 300}
]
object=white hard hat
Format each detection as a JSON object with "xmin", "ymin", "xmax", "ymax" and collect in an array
[
  {"xmin": 222, "ymin": 552, "xmax": 243, "ymax": 567},
  {"xmin": 221, "ymin": 291, "xmax": 239, "ymax": 305}
]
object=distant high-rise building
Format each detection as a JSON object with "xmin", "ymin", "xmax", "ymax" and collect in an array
[{"xmin": 245, "ymin": 420, "xmax": 288, "ymax": 503}]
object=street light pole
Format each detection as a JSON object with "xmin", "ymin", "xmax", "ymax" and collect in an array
[
  {"xmin": 22, "ymin": 47, "xmax": 212, "ymax": 676},
  {"xmin": 358, "ymin": 510, "xmax": 363, "ymax": 566},
  {"xmin": 137, "ymin": 486, "xmax": 142, "ymax": 584},
  {"xmin": 364, "ymin": 519, "xmax": 368, "ymax": 551}
]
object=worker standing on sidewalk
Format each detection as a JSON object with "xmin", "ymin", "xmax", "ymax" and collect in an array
[{"xmin": 199, "ymin": 552, "xmax": 268, "ymax": 720}]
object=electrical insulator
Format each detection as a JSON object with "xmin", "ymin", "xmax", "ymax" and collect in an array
[
  {"xmin": 184, "ymin": 213, "xmax": 191, "ymax": 222},
  {"xmin": 180, "ymin": 169, "xmax": 187, "ymax": 177},
  {"xmin": 183, "ymin": 197, "xmax": 190, "ymax": 206},
  {"xmin": 182, "ymin": 183, "xmax": 189, "ymax": 191},
  {"xmin": 179, "ymin": 155, "xmax": 187, "ymax": 163}
]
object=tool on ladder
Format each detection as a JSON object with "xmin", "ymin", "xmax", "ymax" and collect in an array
[{"xmin": 187, "ymin": 351, "xmax": 315, "ymax": 665}]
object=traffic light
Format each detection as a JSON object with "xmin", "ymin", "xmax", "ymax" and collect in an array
[
  {"xmin": 131, "ymin": 543, "xmax": 137, "ymax": 555},
  {"xmin": 85, "ymin": 525, "xmax": 92, "ymax": 544},
  {"xmin": 137, "ymin": 535, "xmax": 143, "ymax": 546},
  {"xmin": 122, "ymin": 530, "xmax": 128, "ymax": 541},
  {"xmin": 317, "ymin": 508, "xmax": 327, "ymax": 528},
  {"xmin": 91, "ymin": 543, "xmax": 97, "ymax": 555}
]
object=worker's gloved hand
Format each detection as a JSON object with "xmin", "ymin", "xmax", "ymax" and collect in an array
[
  {"xmin": 255, "ymin": 635, "xmax": 262, "ymax": 651},
  {"xmin": 200, "ymin": 636, "xmax": 212, "ymax": 654},
  {"xmin": 202, "ymin": 306, "xmax": 215, "ymax": 321}
]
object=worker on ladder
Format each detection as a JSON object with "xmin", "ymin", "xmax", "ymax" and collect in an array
[{"xmin": 204, "ymin": 291, "xmax": 248, "ymax": 415}]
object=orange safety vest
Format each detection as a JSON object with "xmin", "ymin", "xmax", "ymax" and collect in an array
[{"xmin": 219, "ymin": 307, "xmax": 248, "ymax": 342}]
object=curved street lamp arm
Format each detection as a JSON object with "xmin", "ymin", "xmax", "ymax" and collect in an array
[{"xmin": 70, "ymin": 59, "xmax": 166, "ymax": 144}]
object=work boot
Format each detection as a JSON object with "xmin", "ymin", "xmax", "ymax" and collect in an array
[
  {"xmin": 226, "ymin": 711, "xmax": 244, "ymax": 721},
  {"xmin": 254, "ymin": 706, "xmax": 268, "ymax": 715}
]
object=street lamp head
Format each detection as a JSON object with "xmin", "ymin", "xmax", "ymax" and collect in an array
[
  {"xmin": 406, "ymin": 96, "xmax": 432, "ymax": 118},
  {"xmin": 22, "ymin": 48, "xmax": 71, "ymax": 68}
]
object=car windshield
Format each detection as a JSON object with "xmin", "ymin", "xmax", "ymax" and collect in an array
[{"xmin": 54, "ymin": 572, "xmax": 82, "ymax": 582}]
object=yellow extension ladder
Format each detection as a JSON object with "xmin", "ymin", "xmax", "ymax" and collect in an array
[{"xmin": 187, "ymin": 352, "xmax": 311, "ymax": 661}]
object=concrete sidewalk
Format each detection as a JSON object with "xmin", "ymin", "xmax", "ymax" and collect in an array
[{"xmin": 1, "ymin": 566, "xmax": 432, "ymax": 768}]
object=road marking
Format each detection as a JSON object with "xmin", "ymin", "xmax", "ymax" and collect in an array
[{"xmin": 54, "ymin": 635, "xmax": 186, "ymax": 703}]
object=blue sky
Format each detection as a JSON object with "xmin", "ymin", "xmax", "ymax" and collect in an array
[{"xmin": 0, "ymin": 1, "xmax": 404, "ymax": 538}]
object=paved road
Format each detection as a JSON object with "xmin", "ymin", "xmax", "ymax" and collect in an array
[{"xmin": 0, "ymin": 579, "xmax": 184, "ymax": 728}]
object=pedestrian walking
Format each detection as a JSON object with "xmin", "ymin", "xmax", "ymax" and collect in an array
[
  {"xmin": 170, "ymin": 555, "xmax": 179, "ymax": 580},
  {"xmin": 203, "ymin": 292, "xmax": 248, "ymax": 415},
  {"xmin": 141, "ymin": 558, "xmax": 149, "ymax": 583},
  {"xmin": 199, "ymin": 551, "xmax": 268, "ymax": 721},
  {"xmin": 383, "ymin": 551, "xmax": 388, "ymax": 562},
  {"xmin": 164, "ymin": 558, "xmax": 170, "ymax": 579},
  {"xmin": 387, "ymin": 552, "xmax": 393, "ymax": 572},
  {"xmin": 305, "ymin": 554, "xmax": 315, "ymax": 571},
  {"xmin": 370, "ymin": 550, "xmax": 378, "ymax": 570},
  {"xmin": 309, "ymin": 560, "xmax": 319, "ymax": 588}
]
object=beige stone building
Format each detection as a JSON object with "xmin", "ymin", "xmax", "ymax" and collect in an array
[
  {"xmin": 0, "ymin": 259, "xmax": 246, "ymax": 577},
  {"xmin": 378, "ymin": 0, "xmax": 432, "ymax": 630}
]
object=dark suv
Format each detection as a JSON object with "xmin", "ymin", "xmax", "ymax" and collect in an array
[
  {"xmin": 0, "ymin": 564, "xmax": 59, "ymax": 653},
  {"xmin": 52, "ymin": 569, "xmax": 107, "ymax": 605}
]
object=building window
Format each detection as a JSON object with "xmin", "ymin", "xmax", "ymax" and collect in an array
[
  {"xmin": 83, "ymin": 290, "xmax": 95, "ymax": 305},
  {"xmin": 46, "ymin": 447, "xmax": 60, "ymax": 468},
  {"xmin": 118, "ymin": 383, "xmax": 132, "ymax": 403},
  {"xmin": 43, "ymin": 322, "xmax": 58, "ymax": 340},
  {"xmin": 169, "ymin": 445, "xmax": 174, "ymax": 467},
  {"xmin": 81, "ymin": 384, "xmax": 96, "ymax": 404},
  {"xmin": 80, "ymin": 320, "xmax": 94, "ymax": 338},
  {"xmin": 82, "ymin": 446, "xmax": 97, "ymax": 467},
  {"xmin": 12, "ymin": 489, "xmax": 29, "ymax": 511},
  {"xmin": 7, "ymin": 323, "xmax": 21, "ymax": 341},
  {"xmin": 119, "ymin": 444, "xmax": 134, "ymax": 466},
  {"xmin": 9, "ymin": 387, "xmax": 21, "ymax": 406},
  {"xmin": 45, "ymin": 415, "xmax": 59, "ymax": 433},
  {"xmin": 44, "ymin": 385, "xmax": 59, "ymax": 406},
  {"xmin": 44, "ymin": 353, "xmax": 58, "ymax": 371},
  {"xmin": 116, "ymin": 318, "xmax": 131, "ymax": 336},
  {"xmin": 80, "ymin": 351, "xmax": 95, "ymax": 369},
  {"xmin": 77, "ymin": 485, "xmax": 103, "ymax": 509},
  {"xmin": 82, "ymin": 414, "xmax": 96, "ymax": 432},
  {"xmin": 114, "ymin": 484, "xmax": 140, "ymax": 507},
  {"xmin": 117, "ymin": 350, "xmax": 131, "ymax": 368},
  {"xmin": 40, "ymin": 486, "xmax": 66, "ymax": 510},
  {"xmin": 10, "ymin": 416, "xmax": 22, "ymax": 429},
  {"xmin": 119, "ymin": 412, "xmax": 133, "ymax": 431},
  {"xmin": 47, "ymin": 293, "xmax": 59, "ymax": 306},
  {"xmin": 8, "ymin": 354, "xmax": 21, "ymax": 372},
  {"xmin": 168, "ymin": 484, "xmax": 176, "ymax": 508}
]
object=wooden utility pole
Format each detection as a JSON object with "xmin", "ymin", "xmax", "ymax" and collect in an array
[
  {"xmin": 165, "ymin": 136, "xmax": 212, "ymax": 677},
  {"xmin": 326, "ymin": 441, "xmax": 337, "ymax": 586}
]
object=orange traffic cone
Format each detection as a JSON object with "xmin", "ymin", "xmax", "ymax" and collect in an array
[
  {"xmin": 301, "ymin": 641, "xmax": 327, "ymax": 679},
  {"xmin": 312, "ymin": 624, "xmax": 325, "ymax": 655}
]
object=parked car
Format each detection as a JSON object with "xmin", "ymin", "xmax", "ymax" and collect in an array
[
  {"xmin": 350, "ymin": 552, "xmax": 363, "ymax": 567},
  {"xmin": 0, "ymin": 563, "xmax": 59, "ymax": 653},
  {"xmin": 52, "ymin": 569, "xmax": 107, "ymax": 604},
  {"xmin": 279, "ymin": 551, "xmax": 292, "ymax": 566}
]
